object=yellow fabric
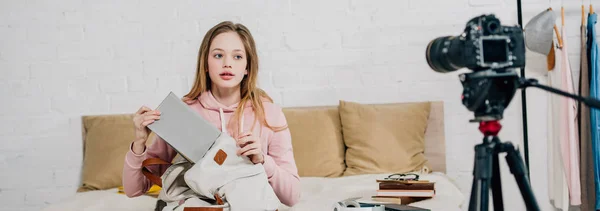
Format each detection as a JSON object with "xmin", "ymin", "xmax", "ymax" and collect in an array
[
  {"xmin": 339, "ymin": 100, "xmax": 431, "ymax": 176},
  {"xmin": 117, "ymin": 184, "xmax": 161, "ymax": 197},
  {"xmin": 282, "ymin": 107, "xmax": 346, "ymax": 177},
  {"xmin": 78, "ymin": 114, "xmax": 155, "ymax": 192}
]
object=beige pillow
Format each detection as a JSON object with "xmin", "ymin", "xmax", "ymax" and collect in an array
[
  {"xmin": 283, "ymin": 107, "xmax": 346, "ymax": 177},
  {"xmin": 339, "ymin": 100, "xmax": 431, "ymax": 176},
  {"xmin": 78, "ymin": 114, "xmax": 155, "ymax": 192}
]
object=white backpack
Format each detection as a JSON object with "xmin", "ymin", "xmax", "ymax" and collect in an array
[{"xmin": 142, "ymin": 108, "xmax": 280, "ymax": 211}]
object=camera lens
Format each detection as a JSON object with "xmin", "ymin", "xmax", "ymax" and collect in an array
[
  {"xmin": 486, "ymin": 20, "xmax": 501, "ymax": 34},
  {"xmin": 426, "ymin": 36, "xmax": 463, "ymax": 73}
]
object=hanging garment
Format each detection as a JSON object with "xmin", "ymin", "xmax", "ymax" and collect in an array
[
  {"xmin": 579, "ymin": 12, "xmax": 596, "ymax": 211},
  {"xmin": 559, "ymin": 20, "xmax": 583, "ymax": 207},
  {"xmin": 587, "ymin": 11, "xmax": 600, "ymax": 210},
  {"xmin": 548, "ymin": 42, "xmax": 570, "ymax": 210}
]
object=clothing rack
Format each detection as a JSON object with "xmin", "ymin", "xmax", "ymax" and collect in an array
[{"xmin": 516, "ymin": 0, "xmax": 531, "ymax": 180}]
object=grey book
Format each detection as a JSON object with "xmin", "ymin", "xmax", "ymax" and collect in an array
[{"xmin": 147, "ymin": 92, "xmax": 222, "ymax": 163}]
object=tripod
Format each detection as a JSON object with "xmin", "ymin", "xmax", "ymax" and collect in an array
[
  {"xmin": 468, "ymin": 120, "xmax": 540, "ymax": 211},
  {"xmin": 458, "ymin": 74, "xmax": 600, "ymax": 211}
]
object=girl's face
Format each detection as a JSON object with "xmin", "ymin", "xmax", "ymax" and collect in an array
[{"xmin": 207, "ymin": 31, "xmax": 248, "ymax": 91}]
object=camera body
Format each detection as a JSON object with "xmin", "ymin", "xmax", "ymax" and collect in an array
[
  {"xmin": 426, "ymin": 14, "xmax": 526, "ymax": 73},
  {"xmin": 426, "ymin": 14, "xmax": 526, "ymax": 122}
]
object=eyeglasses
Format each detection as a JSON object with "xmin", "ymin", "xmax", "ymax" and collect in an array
[{"xmin": 383, "ymin": 173, "xmax": 420, "ymax": 181}]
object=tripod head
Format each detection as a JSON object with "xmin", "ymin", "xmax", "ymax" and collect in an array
[{"xmin": 459, "ymin": 69, "xmax": 520, "ymax": 123}]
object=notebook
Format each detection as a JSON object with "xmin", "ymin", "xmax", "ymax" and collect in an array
[
  {"xmin": 147, "ymin": 92, "xmax": 222, "ymax": 164},
  {"xmin": 383, "ymin": 204, "xmax": 430, "ymax": 211},
  {"xmin": 356, "ymin": 202, "xmax": 430, "ymax": 211}
]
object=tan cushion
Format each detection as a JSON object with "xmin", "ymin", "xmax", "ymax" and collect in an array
[
  {"xmin": 78, "ymin": 114, "xmax": 155, "ymax": 192},
  {"xmin": 339, "ymin": 100, "xmax": 431, "ymax": 176},
  {"xmin": 283, "ymin": 107, "xmax": 346, "ymax": 177}
]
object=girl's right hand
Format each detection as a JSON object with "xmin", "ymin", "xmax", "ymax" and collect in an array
[{"xmin": 132, "ymin": 106, "xmax": 161, "ymax": 154}]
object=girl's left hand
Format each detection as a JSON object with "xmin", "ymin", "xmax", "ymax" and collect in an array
[{"xmin": 236, "ymin": 132, "xmax": 264, "ymax": 164}]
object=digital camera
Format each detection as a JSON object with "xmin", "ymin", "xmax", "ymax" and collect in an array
[{"xmin": 425, "ymin": 14, "xmax": 526, "ymax": 73}]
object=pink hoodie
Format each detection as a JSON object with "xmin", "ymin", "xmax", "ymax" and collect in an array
[{"xmin": 122, "ymin": 91, "xmax": 301, "ymax": 206}]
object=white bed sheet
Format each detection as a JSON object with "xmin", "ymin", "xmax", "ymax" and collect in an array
[
  {"xmin": 42, "ymin": 172, "xmax": 465, "ymax": 211},
  {"xmin": 41, "ymin": 188, "xmax": 157, "ymax": 211}
]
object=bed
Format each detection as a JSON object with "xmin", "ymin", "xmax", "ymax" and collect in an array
[{"xmin": 42, "ymin": 100, "xmax": 465, "ymax": 211}]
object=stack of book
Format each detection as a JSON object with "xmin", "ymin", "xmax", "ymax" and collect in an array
[{"xmin": 371, "ymin": 179, "xmax": 436, "ymax": 204}]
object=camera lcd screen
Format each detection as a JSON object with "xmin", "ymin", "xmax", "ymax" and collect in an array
[{"xmin": 482, "ymin": 39, "xmax": 508, "ymax": 64}]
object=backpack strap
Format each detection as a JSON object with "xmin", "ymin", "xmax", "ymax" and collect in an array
[
  {"xmin": 183, "ymin": 208, "xmax": 224, "ymax": 211},
  {"xmin": 180, "ymin": 194, "xmax": 227, "ymax": 211},
  {"xmin": 141, "ymin": 157, "xmax": 171, "ymax": 187}
]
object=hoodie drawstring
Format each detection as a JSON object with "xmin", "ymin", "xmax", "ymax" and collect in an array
[{"xmin": 218, "ymin": 108, "xmax": 244, "ymax": 135}]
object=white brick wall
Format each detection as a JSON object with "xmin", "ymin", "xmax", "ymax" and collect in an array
[{"xmin": 0, "ymin": 0, "xmax": 591, "ymax": 210}]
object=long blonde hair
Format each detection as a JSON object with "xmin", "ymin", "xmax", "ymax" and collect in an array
[{"xmin": 184, "ymin": 21, "xmax": 286, "ymax": 135}]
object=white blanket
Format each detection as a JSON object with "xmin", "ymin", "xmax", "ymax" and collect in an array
[{"xmin": 42, "ymin": 172, "xmax": 465, "ymax": 211}]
